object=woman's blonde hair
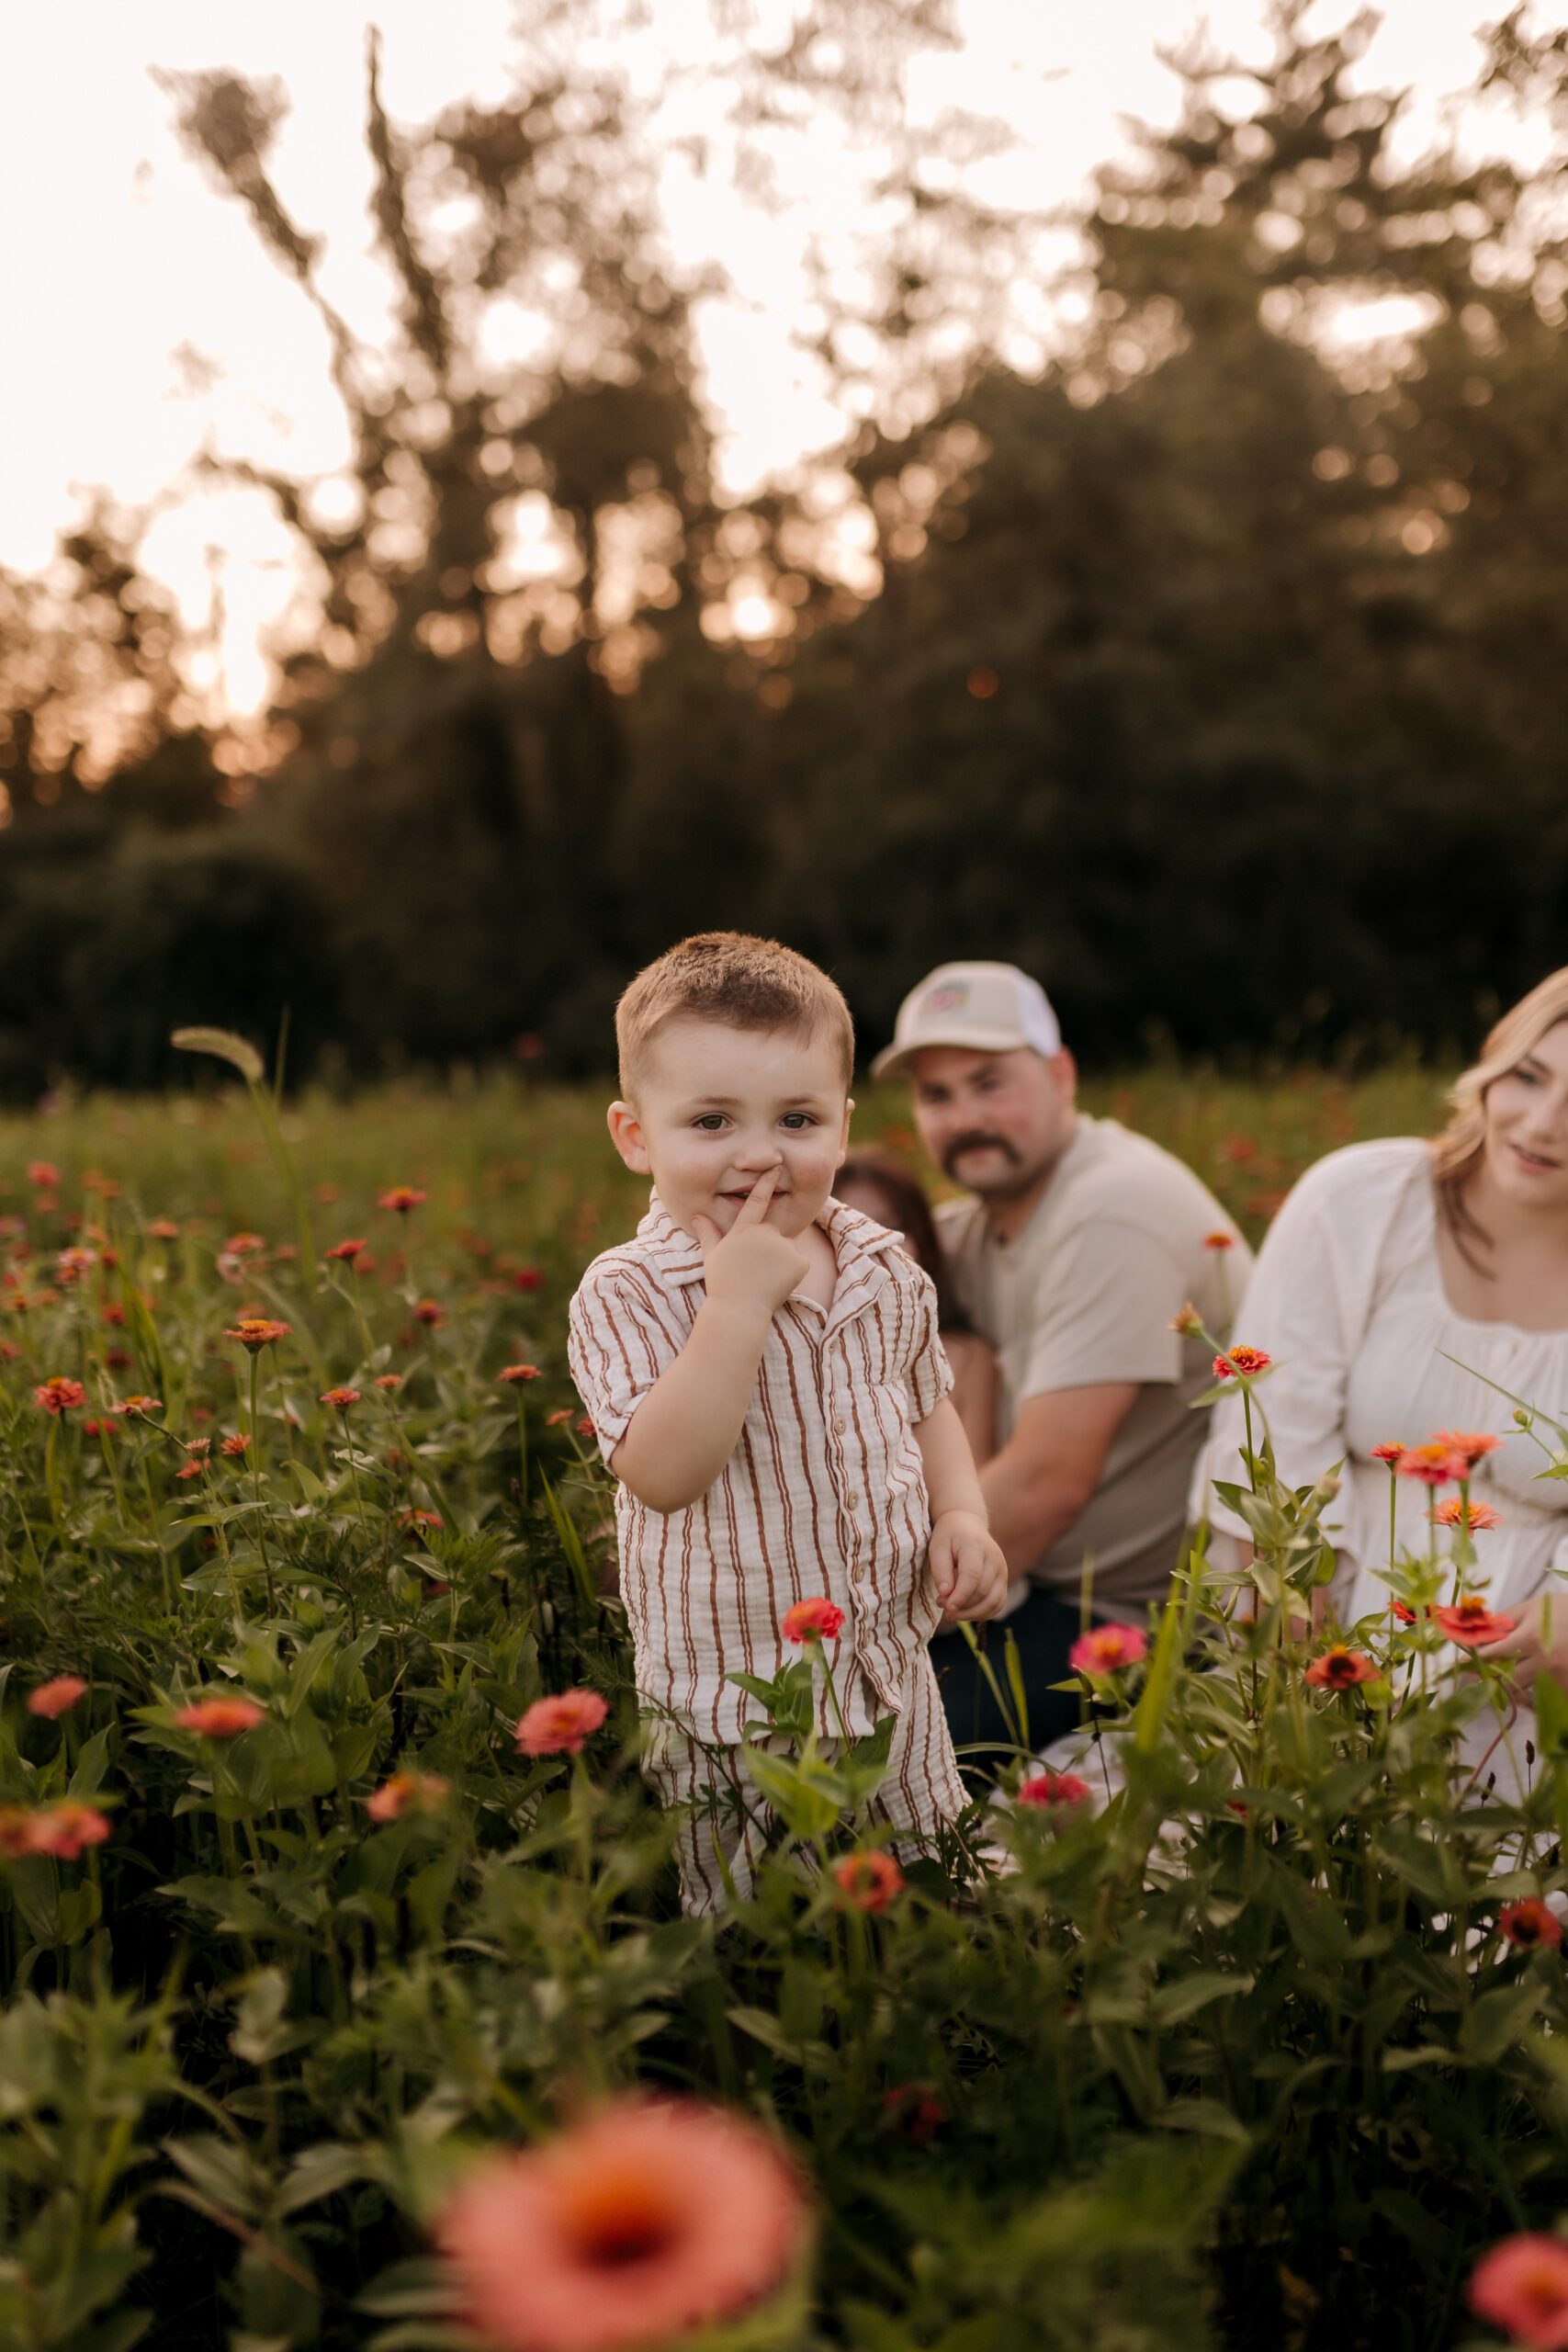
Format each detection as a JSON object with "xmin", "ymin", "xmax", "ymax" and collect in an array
[{"xmin": 1432, "ymin": 967, "xmax": 1568, "ymax": 1267}]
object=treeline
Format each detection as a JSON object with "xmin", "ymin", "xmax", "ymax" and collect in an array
[{"xmin": 3, "ymin": 2, "xmax": 1567, "ymax": 1090}]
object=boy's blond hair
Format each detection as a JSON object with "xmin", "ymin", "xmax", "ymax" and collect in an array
[{"xmin": 615, "ymin": 932, "xmax": 855, "ymax": 1096}]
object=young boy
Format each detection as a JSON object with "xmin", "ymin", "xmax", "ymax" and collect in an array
[{"xmin": 567, "ymin": 931, "xmax": 1008, "ymax": 1913}]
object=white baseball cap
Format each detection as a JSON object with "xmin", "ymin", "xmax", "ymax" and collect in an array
[{"xmin": 870, "ymin": 962, "xmax": 1063, "ymax": 1080}]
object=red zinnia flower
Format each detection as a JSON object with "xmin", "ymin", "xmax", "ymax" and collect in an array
[
  {"xmin": 512, "ymin": 1266, "xmax": 543, "ymax": 1292},
  {"xmin": 413, "ymin": 1298, "xmax": 446, "ymax": 1328},
  {"xmin": 321, "ymin": 1387, "xmax": 362, "ymax": 1410},
  {"xmin": 1500, "ymin": 1898, "xmax": 1562, "ymax": 1952},
  {"xmin": 1435, "ymin": 1497, "xmax": 1501, "ymax": 1532},
  {"xmin": 28, "ymin": 1674, "xmax": 87, "ymax": 1719},
  {"xmin": 33, "ymin": 1375, "xmax": 87, "ymax": 1417},
  {"xmin": 400, "ymin": 1506, "xmax": 441, "ymax": 1532},
  {"xmin": 175, "ymin": 1696, "xmax": 265, "ymax": 1737},
  {"xmin": 367, "ymin": 1770, "xmax": 450, "ymax": 1822},
  {"xmin": 1371, "ymin": 1441, "xmax": 1405, "ymax": 1467},
  {"xmin": 882, "ymin": 2084, "xmax": 945, "ymax": 2146},
  {"xmin": 500, "ymin": 1363, "xmax": 542, "ymax": 1385},
  {"xmin": 378, "ymin": 1186, "xmax": 427, "ymax": 1214},
  {"xmin": 1069, "ymin": 1623, "xmax": 1149, "ymax": 1676},
  {"xmin": 26, "ymin": 1801, "xmax": 110, "ymax": 1860},
  {"xmin": 1202, "ymin": 1230, "xmax": 1235, "ymax": 1250},
  {"xmin": 1213, "ymin": 1344, "xmax": 1270, "ymax": 1380},
  {"xmin": 1017, "ymin": 1770, "xmax": 1091, "ymax": 1809},
  {"xmin": 782, "ymin": 1597, "xmax": 846, "ymax": 1645},
  {"xmin": 833, "ymin": 1850, "xmax": 905, "ymax": 1912},
  {"xmin": 1432, "ymin": 1597, "xmax": 1517, "ymax": 1645},
  {"xmin": 1391, "ymin": 1599, "xmax": 1419, "ymax": 1625},
  {"xmin": 517, "ymin": 1690, "xmax": 610, "ymax": 1756},
  {"xmin": 577, "ymin": 1417, "xmax": 595, "ymax": 1438},
  {"xmin": 546, "ymin": 1407, "xmax": 575, "ymax": 1427},
  {"xmin": 1304, "ymin": 1645, "xmax": 1378, "ymax": 1690},
  {"xmin": 1469, "ymin": 2234, "xmax": 1568, "ymax": 2349},
  {"xmin": 27, "ymin": 1160, "xmax": 58, "ymax": 1188},
  {"xmin": 224, "ymin": 1318, "xmax": 291, "ymax": 1352},
  {"xmin": 325, "ymin": 1238, "xmax": 367, "ymax": 1262},
  {"xmin": 1397, "ymin": 1440, "xmax": 1468, "ymax": 1487},
  {"xmin": 435, "ymin": 2094, "xmax": 809, "ymax": 2352}
]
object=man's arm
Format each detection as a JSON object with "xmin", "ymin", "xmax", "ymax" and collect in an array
[{"xmin": 979, "ymin": 1383, "xmax": 1138, "ymax": 1585}]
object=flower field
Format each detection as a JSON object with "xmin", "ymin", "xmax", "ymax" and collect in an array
[{"xmin": 4, "ymin": 1053, "xmax": 1566, "ymax": 2352}]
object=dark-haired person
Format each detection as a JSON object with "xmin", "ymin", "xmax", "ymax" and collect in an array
[
  {"xmin": 835, "ymin": 1150, "xmax": 998, "ymax": 1468},
  {"xmin": 875, "ymin": 961, "xmax": 1247, "ymax": 1762},
  {"xmin": 1194, "ymin": 968, "xmax": 1568, "ymax": 1793}
]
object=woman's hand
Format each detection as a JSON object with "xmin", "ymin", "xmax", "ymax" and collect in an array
[{"xmin": 1473, "ymin": 1590, "xmax": 1568, "ymax": 1692}]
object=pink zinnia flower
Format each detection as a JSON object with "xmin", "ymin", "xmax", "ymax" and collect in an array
[
  {"xmin": 1432, "ymin": 1597, "xmax": 1517, "ymax": 1646},
  {"xmin": 1469, "ymin": 2235, "xmax": 1568, "ymax": 2350},
  {"xmin": 832, "ymin": 1850, "xmax": 905, "ymax": 1912},
  {"xmin": 321, "ymin": 1387, "xmax": 362, "ymax": 1410},
  {"xmin": 1213, "ymin": 1344, "xmax": 1270, "ymax": 1380},
  {"xmin": 500, "ymin": 1363, "xmax": 542, "ymax": 1385},
  {"xmin": 175, "ymin": 1696, "xmax": 265, "ymax": 1737},
  {"xmin": 378, "ymin": 1186, "xmax": 427, "ymax": 1214},
  {"xmin": 33, "ymin": 1376, "xmax": 85, "ymax": 1416},
  {"xmin": 26, "ymin": 1801, "xmax": 110, "ymax": 1859},
  {"xmin": 1371, "ymin": 1441, "xmax": 1405, "ymax": 1467},
  {"xmin": 1397, "ymin": 1440, "xmax": 1468, "ymax": 1488},
  {"xmin": 517, "ymin": 1690, "xmax": 609, "ymax": 1756},
  {"xmin": 1431, "ymin": 1428, "xmax": 1503, "ymax": 1470},
  {"xmin": 1501, "ymin": 1898, "xmax": 1562, "ymax": 1952},
  {"xmin": 28, "ymin": 1675, "xmax": 87, "ymax": 1719},
  {"xmin": 1017, "ymin": 1771, "xmax": 1091, "ymax": 1809},
  {"xmin": 782, "ymin": 1598, "xmax": 846, "ymax": 1645},
  {"xmin": 1435, "ymin": 1497, "xmax": 1501, "ymax": 1532},
  {"xmin": 224, "ymin": 1318, "xmax": 291, "ymax": 1353},
  {"xmin": 1069, "ymin": 1623, "xmax": 1148, "ymax": 1677},
  {"xmin": 435, "ymin": 2095, "xmax": 810, "ymax": 2352}
]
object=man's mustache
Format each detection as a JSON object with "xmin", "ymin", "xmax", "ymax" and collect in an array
[{"xmin": 942, "ymin": 1133, "xmax": 1020, "ymax": 1176}]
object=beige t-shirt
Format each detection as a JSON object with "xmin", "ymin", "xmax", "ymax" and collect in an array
[{"xmin": 937, "ymin": 1116, "xmax": 1251, "ymax": 1616}]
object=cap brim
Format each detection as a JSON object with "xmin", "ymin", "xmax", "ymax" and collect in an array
[{"xmin": 869, "ymin": 1025, "xmax": 1039, "ymax": 1080}]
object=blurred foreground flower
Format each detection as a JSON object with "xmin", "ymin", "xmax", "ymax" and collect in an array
[
  {"xmin": 27, "ymin": 1801, "xmax": 110, "ymax": 1860},
  {"xmin": 782, "ymin": 1598, "xmax": 845, "ymax": 1644},
  {"xmin": 367, "ymin": 1770, "xmax": 450, "ymax": 1822},
  {"xmin": 1398, "ymin": 1441, "xmax": 1468, "ymax": 1487},
  {"xmin": 1432, "ymin": 1598, "xmax": 1517, "ymax": 1646},
  {"xmin": 1468, "ymin": 2234, "xmax": 1568, "ymax": 2348},
  {"xmin": 832, "ymin": 1850, "xmax": 905, "ymax": 1911},
  {"xmin": 175, "ymin": 1696, "xmax": 265, "ymax": 1737},
  {"xmin": 1016, "ymin": 1770, "xmax": 1090, "ymax": 1809},
  {"xmin": 1069, "ymin": 1624, "xmax": 1148, "ymax": 1677},
  {"xmin": 1501, "ymin": 1899, "xmax": 1562, "ymax": 1952},
  {"xmin": 1304, "ymin": 1646, "xmax": 1378, "ymax": 1690},
  {"xmin": 517, "ymin": 1690, "xmax": 609, "ymax": 1756},
  {"xmin": 28, "ymin": 1675, "xmax": 87, "ymax": 1719},
  {"xmin": 435, "ymin": 2094, "xmax": 810, "ymax": 2352}
]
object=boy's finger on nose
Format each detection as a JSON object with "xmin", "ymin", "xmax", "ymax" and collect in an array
[{"xmin": 737, "ymin": 1167, "xmax": 779, "ymax": 1219}]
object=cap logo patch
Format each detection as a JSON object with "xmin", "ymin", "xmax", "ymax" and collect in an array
[{"xmin": 921, "ymin": 982, "xmax": 967, "ymax": 1014}]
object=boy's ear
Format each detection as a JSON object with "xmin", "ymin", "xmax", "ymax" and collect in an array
[
  {"xmin": 607, "ymin": 1101, "xmax": 650, "ymax": 1175},
  {"xmin": 835, "ymin": 1095, "xmax": 854, "ymax": 1167}
]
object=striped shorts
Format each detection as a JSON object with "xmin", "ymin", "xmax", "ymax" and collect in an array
[{"xmin": 640, "ymin": 1648, "xmax": 968, "ymax": 1917}]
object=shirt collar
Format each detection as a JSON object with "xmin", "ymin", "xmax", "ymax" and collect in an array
[{"xmin": 638, "ymin": 1191, "xmax": 902, "ymax": 1289}]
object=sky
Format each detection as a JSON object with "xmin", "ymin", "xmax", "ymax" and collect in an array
[{"xmin": 0, "ymin": 0, "xmax": 1545, "ymax": 715}]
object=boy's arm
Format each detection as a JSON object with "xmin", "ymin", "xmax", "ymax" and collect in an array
[
  {"xmin": 612, "ymin": 1170, "xmax": 807, "ymax": 1515},
  {"xmin": 916, "ymin": 1397, "xmax": 1008, "ymax": 1622}
]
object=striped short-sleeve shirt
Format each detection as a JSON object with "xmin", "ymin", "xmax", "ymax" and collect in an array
[{"xmin": 567, "ymin": 1193, "xmax": 954, "ymax": 1745}]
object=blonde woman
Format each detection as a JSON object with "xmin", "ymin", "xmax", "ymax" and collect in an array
[{"xmin": 1195, "ymin": 968, "xmax": 1568, "ymax": 1712}]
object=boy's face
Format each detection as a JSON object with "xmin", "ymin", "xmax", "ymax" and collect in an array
[{"xmin": 608, "ymin": 1018, "xmax": 852, "ymax": 1241}]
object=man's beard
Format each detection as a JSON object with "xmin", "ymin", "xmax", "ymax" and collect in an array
[{"xmin": 942, "ymin": 1134, "xmax": 1038, "ymax": 1196}]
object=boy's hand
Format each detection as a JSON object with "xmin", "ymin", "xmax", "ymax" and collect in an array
[
  {"xmin": 691, "ymin": 1169, "xmax": 809, "ymax": 1322},
  {"xmin": 929, "ymin": 1510, "xmax": 1009, "ymax": 1623}
]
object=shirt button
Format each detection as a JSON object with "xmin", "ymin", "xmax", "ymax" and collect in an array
[
  {"xmin": 833, "ymin": 1416, "xmax": 846, "ymax": 1434},
  {"xmin": 846, "ymin": 1492, "xmax": 861, "ymax": 1510}
]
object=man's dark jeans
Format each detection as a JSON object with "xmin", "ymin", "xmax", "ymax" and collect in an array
[{"xmin": 929, "ymin": 1583, "xmax": 1094, "ymax": 1781}]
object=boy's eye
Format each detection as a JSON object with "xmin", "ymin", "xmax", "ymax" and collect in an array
[
  {"xmin": 693, "ymin": 1114, "xmax": 728, "ymax": 1132},
  {"xmin": 781, "ymin": 1113, "xmax": 818, "ymax": 1130}
]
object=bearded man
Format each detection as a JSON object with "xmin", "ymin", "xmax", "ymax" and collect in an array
[{"xmin": 872, "ymin": 963, "xmax": 1250, "ymax": 1760}]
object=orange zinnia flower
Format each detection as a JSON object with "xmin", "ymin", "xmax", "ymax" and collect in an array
[
  {"xmin": 321, "ymin": 1387, "xmax": 362, "ymax": 1410},
  {"xmin": 1431, "ymin": 1597, "xmax": 1517, "ymax": 1645},
  {"xmin": 33, "ymin": 1376, "xmax": 85, "ymax": 1416},
  {"xmin": 517, "ymin": 1690, "xmax": 610, "ymax": 1756},
  {"xmin": 1468, "ymin": 2235, "xmax": 1568, "ymax": 2349},
  {"xmin": 367, "ymin": 1770, "xmax": 450, "ymax": 1822},
  {"xmin": 220, "ymin": 1432, "xmax": 251, "ymax": 1458},
  {"xmin": 224, "ymin": 1318, "xmax": 291, "ymax": 1352},
  {"xmin": 1069, "ymin": 1623, "xmax": 1148, "ymax": 1676},
  {"xmin": 1304, "ymin": 1645, "xmax": 1377, "ymax": 1690},
  {"xmin": 1213, "ymin": 1344, "xmax": 1270, "ymax": 1380},
  {"xmin": 435, "ymin": 2095, "xmax": 810, "ymax": 2352},
  {"xmin": 500, "ymin": 1363, "xmax": 542, "ymax": 1384},
  {"xmin": 175, "ymin": 1696, "xmax": 265, "ymax": 1737},
  {"xmin": 833, "ymin": 1850, "xmax": 905, "ymax": 1912},
  {"xmin": 28, "ymin": 1675, "xmax": 87, "ymax": 1719},
  {"xmin": 27, "ymin": 1801, "xmax": 110, "ymax": 1860},
  {"xmin": 1202, "ymin": 1230, "xmax": 1235, "ymax": 1250},
  {"xmin": 1397, "ymin": 1440, "xmax": 1468, "ymax": 1487},
  {"xmin": 782, "ymin": 1598, "xmax": 845, "ymax": 1644},
  {"xmin": 378, "ymin": 1185, "xmax": 427, "ymax": 1214},
  {"xmin": 546, "ymin": 1407, "xmax": 575, "ymax": 1427},
  {"xmin": 118, "ymin": 1394, "xmax": 163, "ymax": 1419},
  {"xmin": 1500, "ymin": 1898, "xmax": 1562, "ymax": 1952},
  {"xmin": 1431, "ymin": 1429, "xmax": 1503, "ymax": 1469},
  {"xmin": 1435, "ymin": 1497, "xmax": 1502, "ymax": 1532}
]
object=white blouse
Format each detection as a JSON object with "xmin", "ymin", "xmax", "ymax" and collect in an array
[{"xmin": 1194, "ymin": 1137, "xmax": 1568, "ymax": 1627}]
